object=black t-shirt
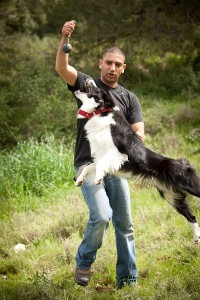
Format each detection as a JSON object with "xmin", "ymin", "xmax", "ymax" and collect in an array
[{"xmin": 68, "ymin": 71, "xmax": 143, "ymax": 167}]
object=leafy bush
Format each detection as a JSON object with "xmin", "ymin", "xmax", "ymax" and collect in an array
[
  {"xmin": 0, "ymin": 35, "xmax": 77, "ymax": 149},
  {"xmin": 124, "ymin": 51, "xmax": 200, "ymax": 98}
]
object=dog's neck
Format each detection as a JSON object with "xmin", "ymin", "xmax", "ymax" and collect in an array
[
  {"xmin": 75, "ymin": 85, "xmax": 118, "ymax": 119},
  {"xmin": 77, "ymin": 107, "xmax": 113, "ymax": 119}
]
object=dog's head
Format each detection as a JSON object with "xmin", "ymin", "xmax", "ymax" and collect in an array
[{"xmin": 75, "ymin": 79, "xmax": 115, "ymax": 111}]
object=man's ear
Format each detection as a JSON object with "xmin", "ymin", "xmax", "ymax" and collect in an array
[
  {"xmin": 99, "ymin": 59, "xmax": 102, "ymax": 69},
  {"xmin": 121, "ymin": 64, "xmax": 126, "ymax": 73}
]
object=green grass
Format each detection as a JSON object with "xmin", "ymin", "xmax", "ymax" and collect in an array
[
  {"xmin": 0, "ymin": 96, "xmax": 200, "ymax": 299},
  {"xmin": 0, "ymin": 187, "xmax": 199, "ymax": 300}
]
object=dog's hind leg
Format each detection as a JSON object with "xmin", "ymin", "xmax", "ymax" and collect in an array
[
  {"xmin": 157, "ymin": 187, "xmax": 200, "ymax": 243},
  {"xmin": 173, "ymin": 196, "xmax": 200, "ymax": 243}
]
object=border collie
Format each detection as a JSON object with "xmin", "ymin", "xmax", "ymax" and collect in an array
[{"xmin": 74, "ymin": 79, "xmax": 200, "ymax": 243}]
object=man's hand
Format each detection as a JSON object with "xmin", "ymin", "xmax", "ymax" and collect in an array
[{"xmin": 62, "ymin": 20, "xmax": 76, "ymax": 37}]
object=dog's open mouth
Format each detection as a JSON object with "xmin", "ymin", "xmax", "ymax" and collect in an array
[
  {"xmin": 86, "ymin": 78, "xmax": 100, "ymax": 94},
  {"xmin": 86, "ymin": 79, "xmax": 93, "ymax": 93},
  {"xmin": 74, "ymin": 79, "xmax": 101, "ymax": 103},
  {"xmin": 75, "ymin": 78, "xmax": 115, "ymax": 112}
]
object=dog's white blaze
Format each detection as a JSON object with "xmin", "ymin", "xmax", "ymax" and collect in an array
[{"xmin": 85, "ymin": 114, "xmax": 128, "ymax": 174}]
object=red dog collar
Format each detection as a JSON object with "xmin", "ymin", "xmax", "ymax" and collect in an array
[{"xmin": 77, "ymin": 108, "xmax": 112, "ymax": 119}]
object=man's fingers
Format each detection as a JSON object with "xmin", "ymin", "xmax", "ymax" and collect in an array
[{"xmin": 62, "ymin": 20, "xmax": 76, "ymax": 36}]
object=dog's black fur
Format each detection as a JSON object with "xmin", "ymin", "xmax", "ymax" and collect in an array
[{"xmin": 75, "ymin": 80, "xmax": 200, "ymax": 242}]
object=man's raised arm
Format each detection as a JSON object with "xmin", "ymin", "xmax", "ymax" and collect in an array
[{"xmin": 55, "ymin": 20, "xmax": 77, "ymax": 86}]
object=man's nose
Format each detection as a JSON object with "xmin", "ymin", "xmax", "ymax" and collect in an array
[{"xmin": 110, "ymin": 63, "xmax": 116, "ymax": 71}]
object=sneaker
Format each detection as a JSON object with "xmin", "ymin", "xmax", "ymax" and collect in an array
[{"xmin": 74, "ymin": 267, "xmax": 91, "ymax": 286}]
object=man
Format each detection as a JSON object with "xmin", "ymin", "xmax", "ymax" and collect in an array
[{"xmin": 55, "ymin": 21, "xmax": 145, "ymax": 288}]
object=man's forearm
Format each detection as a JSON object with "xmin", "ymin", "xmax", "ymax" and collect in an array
[{"xmin": 55, "ymin": 36, "xmax": 69, "ymax": 74}]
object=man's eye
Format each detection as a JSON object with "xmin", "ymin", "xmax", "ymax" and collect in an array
[{"xmin": 116, "ymin": 63, "xmax": 122, "ymax": 68}]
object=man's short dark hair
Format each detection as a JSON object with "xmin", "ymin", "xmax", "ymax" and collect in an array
[{"xmin": 102, "ymin": 47, "xmax": 125, "ymax": 61}]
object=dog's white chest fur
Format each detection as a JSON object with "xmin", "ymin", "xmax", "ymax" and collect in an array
[
  {"xmin": 85, "ymin": 114, "xmax": 128, "ymax": 174},
  {"xmin": 85, "ymin": 113, "xmax": 115, "ymax": 154}
]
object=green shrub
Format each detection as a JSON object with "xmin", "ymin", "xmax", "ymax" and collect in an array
[
  {"xmin": 124, "ymin": 52, "xmax": 200, "ymax": 98},
  {"xmin": 0, "ymin": 35, "xmax": 77, "ymax": 149}
]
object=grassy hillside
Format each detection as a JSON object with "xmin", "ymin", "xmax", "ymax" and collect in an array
[
  {"xmin": 0, "ymin": 95, "xmax": 200, "ymax": 299},
  {"xmin": 0, "ymin": 188, "xmax": 199, "ymax": 299}
]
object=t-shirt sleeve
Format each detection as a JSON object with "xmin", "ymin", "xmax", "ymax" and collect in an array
[
  {"xmin": 67, "ymin": 71, "xmax": 91, "ymax": 93},
  {"xmin": 128, "ymin": 94, "xmax": 143, "ymax": 124}
]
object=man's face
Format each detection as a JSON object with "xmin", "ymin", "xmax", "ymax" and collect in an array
[{"xmin": 99, "ymin": 52, "xmax": 126, "ymax": 87}]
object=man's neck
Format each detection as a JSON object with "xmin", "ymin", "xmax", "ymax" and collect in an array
[{"xmin": 100, "ymin": 77, "xmax": 118, "ymax": 88}]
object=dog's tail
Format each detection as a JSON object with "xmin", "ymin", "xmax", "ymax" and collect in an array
[{"xmin": 123, "ymin": 148, "xmax": 200, "ymax": 198}]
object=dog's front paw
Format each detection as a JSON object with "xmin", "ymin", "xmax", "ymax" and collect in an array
[
  {"xmin": 95, "ymin": 177, "xmax": 103, "ymax": 185},
  {"xmin": 75, "ymin": 175, "xmax": 85, "ymax": 187}
]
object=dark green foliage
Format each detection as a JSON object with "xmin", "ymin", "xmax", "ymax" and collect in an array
[
  {"xmin": 0, "ymin": 0, "xmax": 200, "ymax": 148},
  {"xmin": 0, "ymin": 35, "xmax": 77, "ymax": 148}
]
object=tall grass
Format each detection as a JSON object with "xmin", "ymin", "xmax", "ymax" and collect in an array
[{"xmin": 0, "ymin": 136, "xmax": 74, "ymax": 217}]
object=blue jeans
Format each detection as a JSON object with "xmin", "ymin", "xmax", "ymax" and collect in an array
[{"xmin": 75, "ymin": 168, "xmax": 138, "ymax": 285}]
